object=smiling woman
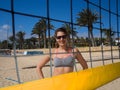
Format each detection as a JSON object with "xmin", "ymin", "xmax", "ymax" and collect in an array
[{"xmin": 36, "ymin": 27, "xmax": 88, "ymax": 78}]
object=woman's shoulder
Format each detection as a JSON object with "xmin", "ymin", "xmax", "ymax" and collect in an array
[
  {"xmin": 51, "ymin": 48, "xmax": 58, "ymax": 58},
  {"xmin": 68, "ymin": 47, "xmax": 79, "ymax": 52},
  {"xmin": 52, "ymin": 48, "xmax": 57, "ymax": 53}
]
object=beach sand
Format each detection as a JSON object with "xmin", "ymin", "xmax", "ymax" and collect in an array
[{"xmin": 0, "ymin": 47, "xmax": 120, "ymax": 89}]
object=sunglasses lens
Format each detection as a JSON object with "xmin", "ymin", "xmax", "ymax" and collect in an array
[
  {"xmin": 56, "ymin": 36, "xmax": 61, "ymax": 39},
  {"xmin": 56, "ymin": 35, "xmax": 66, "ymax": 39}
]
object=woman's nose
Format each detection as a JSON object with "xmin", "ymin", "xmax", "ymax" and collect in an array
[{"xmin": 60, "ymin": 37, "xmax": 64, "ymax": 40}]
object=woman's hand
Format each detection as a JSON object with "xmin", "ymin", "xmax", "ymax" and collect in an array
[
  {"xmin": 36, "ymin": 55, "xmax": 50, "ymax": 79},
  {"xmin": 74, "ymin": 48, "xmax": 88, "ymax": 70}
]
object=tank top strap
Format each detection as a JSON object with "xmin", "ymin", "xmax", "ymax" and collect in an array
[
  {"xmin": 54, "ymin": 48, "xmax": 58, "ymax": 57},
  {"xmin": 71, "ymin": 47, "xmax": 75, "ymax": 57}
]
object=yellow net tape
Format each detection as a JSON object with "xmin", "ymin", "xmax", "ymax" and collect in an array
[{"xmin": 0, "ymin": 62, "xmax": 120, "ymax": 90}]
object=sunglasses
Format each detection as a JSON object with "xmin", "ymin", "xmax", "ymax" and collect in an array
[{"xmin": 56, "ymin": 35, "xmax": 67, "ymax": 39}]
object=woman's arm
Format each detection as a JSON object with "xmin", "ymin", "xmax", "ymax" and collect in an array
[
  {"xmin": 36, "ymin": 55, "xmax": 50, "ymax": 79},
  {"xmin": 74, "ymin": 48, "xmax": 88, "ymax": 70}
]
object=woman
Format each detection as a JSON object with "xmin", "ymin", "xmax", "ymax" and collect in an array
[{"xmin": 36, "ymin": 27, "xmax": 88, "ymax": 79}]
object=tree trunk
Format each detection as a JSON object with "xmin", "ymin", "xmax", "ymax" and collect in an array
[
  {"xmin": 43, "ymin": 30, "xmax": 46, "ymax": 48},
  {"xmin": 38, "ymin": 35, "xmax": 41, "ymax": 48},
  {"xmin": 88, "ymin": 25, "xmax": 95, "ymax": 47},
  {"xmin": 90, "ymin": 30, "xmax": 95, "ymax": 47}
]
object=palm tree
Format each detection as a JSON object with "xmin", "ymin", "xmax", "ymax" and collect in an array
[
  {"xmin": 76, "ymin": 8, "xmax": 100, "ymax": 46},
  {"xmin": 24, "ymin": 39, "xmax": 34, "ymax": 49},
  {"xmin": 39, "ymin": 19, "xmax": 47, "ymax": 48},
  {"xmin": 31, "ymin": 21, "xmax": 43, "ymax": 48},
  {"xmin": 30, "ymin": 37, "xmax": 37, "ymax": 46},
  {"xmin": 102, "ymin": 28, "xmax": 115, "ymax": 45},
  {"xmin": 40, "ymin": 19, "xmax": 54, "ymax": 48},
  {"xmin": 32, "ymin": 19, "xmax": 54, "ymax": 48},
  {"xmin": 16, "ymin": 31, "xmax": 25, "ymax": 49}
]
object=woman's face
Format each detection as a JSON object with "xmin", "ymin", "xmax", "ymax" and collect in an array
[{"xmin": 56, "ymin": 31, "xmax": 67, "ymax": 47}]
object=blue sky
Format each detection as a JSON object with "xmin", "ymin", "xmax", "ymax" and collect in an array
[{"xmin": 0, "ymin": 0, "xmax": 120, "ymax": 41}]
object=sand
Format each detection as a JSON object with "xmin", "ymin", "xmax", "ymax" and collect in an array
[{"xmin": 0, "ymin": 47, "xmax": 120, "ymax": 89}]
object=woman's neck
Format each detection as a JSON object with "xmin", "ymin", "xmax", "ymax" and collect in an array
[{"xmin": 58, "ymin": 46, "xmax": 67, "ymax": 50}]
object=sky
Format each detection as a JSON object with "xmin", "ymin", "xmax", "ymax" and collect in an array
[{"xmin": 0, "ymin": 0, "xmax": 120, "ymax": 41}]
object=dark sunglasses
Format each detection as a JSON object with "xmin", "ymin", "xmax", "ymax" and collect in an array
[{"xmin": 56, "ymin": 35, "xmax": 67, "ymax": 39}]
